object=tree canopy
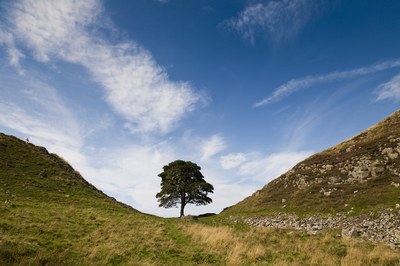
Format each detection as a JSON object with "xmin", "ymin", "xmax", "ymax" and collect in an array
[{"xmin": 156, "ymin": 160, "xmax": 214, "ymax": 217}]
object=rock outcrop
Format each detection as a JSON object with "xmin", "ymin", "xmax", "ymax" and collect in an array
[{"xmin": 281, "ymin": 135, "xmax": 400, "ymax": 190}]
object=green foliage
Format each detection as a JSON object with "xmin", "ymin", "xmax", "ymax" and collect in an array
[{"xmin": 156, "ymin": 160, "xmax": 214, "ymax": 217}]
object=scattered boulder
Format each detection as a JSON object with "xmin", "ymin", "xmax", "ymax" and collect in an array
[
  {"xmin": 382, "ymin": 147, "xmax": 399, "ymax": 160},
  {"xmin": 342, "ymin": 228, "xmax": 359, "ymax": 238},
  {"xmin": 36, "ymin": 146, "xmax": 49, "ymax": 155}
]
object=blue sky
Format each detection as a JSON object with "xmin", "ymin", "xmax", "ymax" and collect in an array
[{"xmin": 0, "ymin": 0, "xmax": 399, "ymax": 217}]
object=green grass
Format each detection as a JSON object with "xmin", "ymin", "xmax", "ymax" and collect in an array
[
  {"xmin": 0, "ymin": 133, "xmax": 218, "ymax": 265},
  {"xmin": 1, "ymin": 132, "xmax": 399, "ymax": 265}
]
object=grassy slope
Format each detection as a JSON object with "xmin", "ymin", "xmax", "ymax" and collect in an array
[
  {"xmin": 1, "ymin": 133, "xmax": 399, "ymax": 265},
  {"xmin": 225, "ymin": 110, "xmax": 400, "ymax": 217},
  {"xmin": 0, "ymin": 133, "xmax": 213, "ymax": 265}
]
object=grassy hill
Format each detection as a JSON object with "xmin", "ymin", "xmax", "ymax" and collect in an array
[
  {"xmin": 1, "ymin": 132, "xmax": 399, "ymax": 265},
  {"xmin": 0, "ymin": 133, "xmax": 211, "ymax": 264},
  {"xmin": 226, "ymin": 110, "xmax": 400, "ymax": 217}
]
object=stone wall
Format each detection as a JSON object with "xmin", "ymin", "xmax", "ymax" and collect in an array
[{"xmin": 241, "ymin": 209, "xmax": 400, "ymax": 249}]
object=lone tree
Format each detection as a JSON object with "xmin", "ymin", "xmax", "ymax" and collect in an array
[{"xmin": 156, "ymin": 160, "xmax": 214, "ymax": 217}]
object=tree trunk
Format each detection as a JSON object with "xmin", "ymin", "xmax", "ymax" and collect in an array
[
  {"xmin": 180, "ymin": 194, "xmax": 186, "ymax": 217},
  {"xmin": 180, "ymin": 203, "xmax": 185, "ymax": 217}
]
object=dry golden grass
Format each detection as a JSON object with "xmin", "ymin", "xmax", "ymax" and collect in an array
[
  {"xmin": 185, "ymin": 223, "xmax": 400, "ymax": 265},
  {"xmin": 341, "ymin": 242, "xmax": 400, "ymax": 266},
  {"xmin": 185, "ymin": 224, "xmax": 274, "ymax": 264}
]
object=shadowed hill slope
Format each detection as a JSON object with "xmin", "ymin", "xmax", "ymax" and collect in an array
[{"xmin": 227, "ymin": 110, "xmax": 400, "ymax": 216}]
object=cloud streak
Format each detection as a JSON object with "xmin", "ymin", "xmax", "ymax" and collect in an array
[
  {"xmin": 0, "ymin": 70, "xmax": 86, "ymax": 167},
  {"xmin": 222, "ymin": 151, "xmax": 313, "ymax": 183},
  {"xmin": 220, "ymin": 153, "xmax": 248, "ymax": 170},
  {"xmin": 5, "ymin": 0, "xmax": 203, "ymax": 134},
  {"xmin": 224, "ymin": 0, "xmax": 329, "ymax": 44},
  {"xmin": 0, "ymin": 28, "xmax": 24, "ymax": 73},
  {"xmin": 254, "ymin": 59, "xmax": 400, "ymax": 107},
  {"xmin": 200, "ymin": 134, "xmax": 226, "ymax": 162},
  {"xmin": 376, "ymin": 73, "xmax": 400, "ymax": 102}
]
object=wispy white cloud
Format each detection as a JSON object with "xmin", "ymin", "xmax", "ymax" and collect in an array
[
  {"xmin": 0, "ymin": 28, "xmax": 24, "ymax": 73},
  {"xmin": 5, "ymin": 0, "xmax": 203, "ymax": 134},
  {"xmin": 200, "ymin": 134, "xmax": 226, "ymax": 162},
  {"xmin": 235, "ymin": 151, "xmax": 312, "ymax": 183},
  {"xmin": 197, "ymin": 166, "xmax": 259, "ymax": 212},
  {"xmin": 219, "ymin": 151, "xmax": 312, "ymax": 183},
  {"xmin": 0, "ymin": 71, "xmax": 86, "ymax": 166},
  {"xmin": 220, "ymin": 153, "xmax": 248, "ymax": 170},
  {"xmin": 376, "ymin": 73, "xmax": 400, "ymax": 102},
  {"xmin": 254, "ymin": 59, "xmax": 400, "ymax": 107},
  {"xmin": 224, "ymin": 0, "xmax": 329, "ymax": 44},
  {"xmin": 82, "ymin": 142, "xmax": 177, "ymax": 216},
  {"xmin": 0, "ymin": 102, "xmax": 78, "ymax": 152}
]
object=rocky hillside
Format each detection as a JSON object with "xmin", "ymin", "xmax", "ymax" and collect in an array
[
  {"xmin": 223, "ymin": 110, "xmax": 400, "ymax": 248},
  {"xmin": 228, "ymin": 110, "xmax": 400, "ymax": 216}
]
